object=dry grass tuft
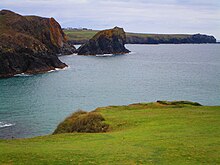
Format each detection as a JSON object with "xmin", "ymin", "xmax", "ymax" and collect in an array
[{"xmin": 53, "ymin": 110, "xmax": 109, "ymax": 134}]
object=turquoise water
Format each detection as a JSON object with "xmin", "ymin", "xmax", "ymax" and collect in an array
[{"xmin": 0, "ymin": 44, "xmax": 220, "ymax": 139}]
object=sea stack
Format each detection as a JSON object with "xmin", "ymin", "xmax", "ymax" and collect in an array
[
  {"xmin": 77, "ymin": 27, "xmax": 130, "ymax": 55},
  {"xmin": 0, "ymin": 10, "xmax": 76, "ymax": 78}
]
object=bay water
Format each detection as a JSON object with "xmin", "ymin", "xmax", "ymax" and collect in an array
[{"xmin": 0, "ymin": 44, "xmax": 220, "ymax": 139}]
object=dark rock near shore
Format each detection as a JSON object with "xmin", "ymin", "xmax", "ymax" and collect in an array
[
  {"xmin": 77, "ymin": 27, "xmax": 130, "ymax": 55},
  {"xmin": 0, "ymin": 10, "xmax": 76, "ymax": 78}
]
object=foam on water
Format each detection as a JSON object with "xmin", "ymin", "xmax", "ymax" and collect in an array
[
  {"xmin": 14, "ymin": 73, "xmax": 32, "ymax": 77},
  {"xmin": 47, "ymin": 66, "xmax": 70, "ymax": 73},
  {"xmin": 96, "ymin": 52, "xmax": 132, "ymax": 57},
  {"xmin": 14, "ymin": 66, "xmax": 70, "ymax": 76},
  {"xmin": 96, "ymin": 54, "xmax": 114, "ymax": 57},
  {"xmin": 129, "ymin": 51, "xmax": 136, "ymax": 55},
  {"xmin": 0, "ymin": 122, "xmax": 15, "ymax": 128},
  {"xmin": 55, "ymin": 66, "xmax": 70, "ymax": 71}
]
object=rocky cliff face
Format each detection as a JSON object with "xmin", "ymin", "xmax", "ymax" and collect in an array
[
  {"xmin": 0, "ymin": 10, "xmax": 75, "ymax": 78},
  {"xmin": 77, "ymin": 27, "xmax": 130, "ymax": 55}
]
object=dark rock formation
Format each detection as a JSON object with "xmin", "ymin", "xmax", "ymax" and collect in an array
[
  {"xmin": 0, "ymin": 10, "xmax": 76, "ymax": 78},
  {"xmin": 77, "ymin": 27, "xmax": 130, "ymax": 55}
]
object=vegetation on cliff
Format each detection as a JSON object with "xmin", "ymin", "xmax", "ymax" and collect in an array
[
  {"xmin": 0, "ymin": 10, "xmax": 76, "ymax": 78},
  {"xmin": 65, "ymin": 29, "xmax": 217, "ymax": 44},
  {"xmin": 53, "ymin": 110, "xmax": 109, "ymax": 134},
  {"xmin": 77, "ymin": 27, "xmax": 130, "ymax": 55},
  {"xmin": 0, "ymin": 101, "xmax": 219, "ymax": 164}
]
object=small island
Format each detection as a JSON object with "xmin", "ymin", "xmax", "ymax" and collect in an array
[{"xmin": 77, "ymin": 27, "xmax": 130, "ymax": 55}]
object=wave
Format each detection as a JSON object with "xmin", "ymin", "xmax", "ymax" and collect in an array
[
  {"xmin": 0, "ymin": 122, "xmax": 15, "ymax": 128},
  {"xmin": 96, "ymin": 54, "xmax": 114, "ymax": 57},
  {"xmin": 129, "ymin": 51, "xmax": 136, "ymax": 55},
  {"xmin": 55, "ymin": 66, "xmax": 70, "ymax": 71},
  {"xmin": 96, "ymin": 52, "xmax": 134, "ymax": 57},
  {"xmin": 14, "ymin": 73, "xmax": 32, "ymax": 77},
  {"xmin": 14, "ymin": 66, "xmax": 70, "ymax": 76},
  {"xmin": 48, "ymin": 66, "xmax": 70, "ymax": 73}
]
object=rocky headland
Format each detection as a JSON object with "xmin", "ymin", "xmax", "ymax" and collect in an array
[
  {"xmin": 126, "ymin": 33, "xmax": 217, "ymax": 44},
  {"xmin": 65, "ymin": 29, "xmax": 217, "ymax": 45},
  {"xmin": 77, "ymin": 27, "xmax": 130, "ymax": 55},
  {"xmin": 0, "ymin": 10, "xmax": 76, "ymax": 78}
]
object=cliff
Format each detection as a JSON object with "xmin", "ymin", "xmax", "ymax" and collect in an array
[
  {"xmin": 0, "ymin": 10, "xmax": 76, "ymax": 78},
  {"xmin": 64, "ymin": 30, "xmax": 217, "ymax": 45},
  {"xmin": 126, "ymin": 33, "xmax": 217, "ymax": 44},
  {"xmin": 77, "ymin": 27, "xmax": 130, "ymax": 55}
]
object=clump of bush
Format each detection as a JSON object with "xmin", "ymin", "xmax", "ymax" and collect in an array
[
  {"xmin": 53, "ymin": 110, "xmax": 109, "ymax": 134},
  {"xmin": 156, "ymin": 100, "xmax": 202, "ymax": 106}
]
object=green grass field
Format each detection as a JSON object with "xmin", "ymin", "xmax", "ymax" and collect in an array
[
  {"xmin": 126, "ymin": 32, "xmax": 191, "ymax": 41},
  {"xmin": 0, "ymin": 102, "xmax": 220, "ymax": 164},
  {"xmin": 64, "ymin": 30, "xmax": 98, "ymax": 43}
]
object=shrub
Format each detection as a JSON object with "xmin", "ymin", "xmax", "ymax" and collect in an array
[
  {"xmin": 157, "ymin": 100, "xmax": 202, "ymax": 106},
  {"xmin": 53, "ymin": 110, "xmax": 109, "ymax": 134}
]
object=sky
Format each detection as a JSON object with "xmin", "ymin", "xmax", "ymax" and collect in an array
[{"xmin": 1, "ymin": 0, "xmax": 220, "ymax": 39}]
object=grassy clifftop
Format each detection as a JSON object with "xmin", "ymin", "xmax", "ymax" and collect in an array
[
  {"xmin": 64, "ymin": 29, "xmax": 189, "ymax": 44},
  {"xmin": 64, "ymin": 29, "xmax": 99, "ymax": 44},
  {"xmin": 0, "ymin": 101, "xmax": 220, "ymax": 164},
  {"xmin": 64, "ymin": 29, "xmax": 216, "ymax": 44}
]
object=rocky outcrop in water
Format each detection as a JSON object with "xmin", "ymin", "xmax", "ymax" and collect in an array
[
  {"xmin": 0, "ymin": 10, "xmax": 76, "ymax": 78},
  {"xmin": 77, "ymin": 27, "xmax": 130, "ymax": 55}
]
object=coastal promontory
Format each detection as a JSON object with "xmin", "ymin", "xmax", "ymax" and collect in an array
[
  {"xmin": 64, "ymin": 29, "xmax": 217, "ymax": 45},
  {"xmin": 77, "ymin": 27, "xmax": 130, "ymax": 55},
  {"xmin": 0, "ymin": 10, "xmax": 76, "ymax": 78}
]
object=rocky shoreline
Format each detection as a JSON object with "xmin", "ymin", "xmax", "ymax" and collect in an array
[
  {"xmin": 0, "ymin": 10, "xmax": 218, "ymax": 78},
  {"xmin": 0, "ymin": 10, "xmax": 75, "ymax": 78}
]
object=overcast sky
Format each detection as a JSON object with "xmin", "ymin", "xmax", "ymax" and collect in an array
[{"xmin": 1, "ymin": 0, "xmax": 220, "ymax": 39}]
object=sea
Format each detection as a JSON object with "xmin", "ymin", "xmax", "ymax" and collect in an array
[{"xmin": 0, "ymin": 44, "xmax": 220, "ymax": 139}]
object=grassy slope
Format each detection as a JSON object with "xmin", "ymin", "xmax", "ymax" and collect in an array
[
  {"xmin": 64, "ymin": 29, "xmax": 191, "ymax": 42},
  {"xmin": 0, "ymin": 103, "xmax": 220, "ymax": 164},
  {"xmin": 126, "ymin": 32, "xmax": 190, "ymax": 39},
  {"xmin": 64, "ymin": 30, "xmax": 99, "ymax": 42}
]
